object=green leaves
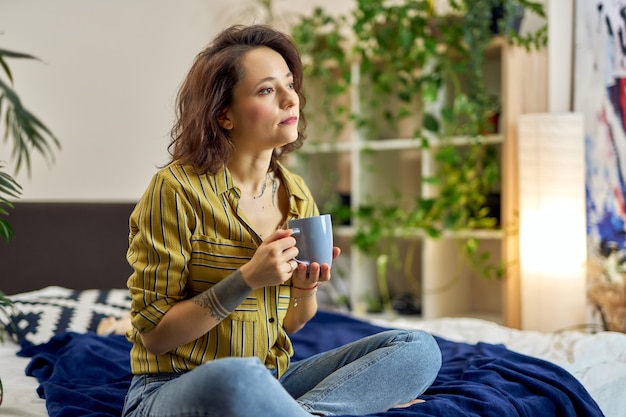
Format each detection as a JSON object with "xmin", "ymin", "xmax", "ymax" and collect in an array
[
  {"xmin": 504, "ymin": 0, "xmax": 548, "ymax": 51},
  {"xmin": 0, "ymin": 47, "xmax": 60, "ymax": 242},
  {"xmin": 1, "ymin": 50, "xmax": 60, "ymax": 175},
  {"xmin": 0, "ymin": 48, "xmax": 37, "ymax": 82},
  {"xmin": 0, "ymin": 289, "xmax": 17, "ymax": 343},
  {"xmin": 353, "ymin": 202, "xmax": 405, "ymax": 257},
  {"xmin": 290, "ymin": 0, "xmax": 547, "ymax": 282},
  {"xmin": 0, "ymin": 164, "xmax": 22, "ymax": 240},
  {"xmin": 291, "ymin": 7, "xmax": 351, "ymax": 137}
]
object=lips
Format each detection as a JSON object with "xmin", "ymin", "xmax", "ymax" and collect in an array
[{"xmin": 280, "ymin": 116, "xmax": 298, "ymax": 125}]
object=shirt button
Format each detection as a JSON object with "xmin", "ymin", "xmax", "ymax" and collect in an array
[{"xmin": 269, "ymin": 317, "xmax": 275, "ymax": 323}]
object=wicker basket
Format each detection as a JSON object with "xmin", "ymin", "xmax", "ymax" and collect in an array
[{"xmin": 588, "ymin": 279, "xmax": 626, "ymax": 333}]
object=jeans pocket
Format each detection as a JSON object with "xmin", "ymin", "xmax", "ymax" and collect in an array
[
  {"xmin": 142, "ymin": 373, "xmax": 180, "ymax": 398},
  {"xmin": 123, "ymin": 374, "xmax": 181, "ymax": 417}
]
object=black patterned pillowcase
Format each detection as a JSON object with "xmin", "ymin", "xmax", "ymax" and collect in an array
[{"xmin": 5, "ymin": 286, "xmax": 130, "ymax": 346}]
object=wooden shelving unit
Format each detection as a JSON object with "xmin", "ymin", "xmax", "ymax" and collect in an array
[{"xmin": 291, "ymin": 39, "xmax": 547, "ymax": 327}]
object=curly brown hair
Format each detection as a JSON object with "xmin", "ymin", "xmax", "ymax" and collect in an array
[{"xmin": 167, "ymin": 25, "xmax": 307, "ymax": 175}]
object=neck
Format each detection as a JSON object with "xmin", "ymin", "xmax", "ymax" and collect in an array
[
  {"xmin": 228, "ymin": 165, "xmax": 273, "ymax": 198},
  {"xmin": 228, "ymin": 150, "xmax": 272, "ymax": 180}
]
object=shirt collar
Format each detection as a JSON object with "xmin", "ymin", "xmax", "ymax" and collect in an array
[
  {"xmin": 213, "ymin": 162, "xmax": 308, "ymax": 202},
  {"xmin": 275, "ymin": 162, "xmax": 308, "ymax": 201},
  {"xmin": 213, "ymin": 165, "xmax": 234, "ymax": 196}
]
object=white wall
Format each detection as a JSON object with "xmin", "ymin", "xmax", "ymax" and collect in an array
[
  {"xmin": 1, "ymin": 0, "xmax": 210, "ymax": 201},
  {"xmin": 0, "ymin": 0, "xmax": 568, "ymax": 202},
  {"xmin": 547, "ymin": 0, "xmax": 574, "ymax": 112},
  {"xmin": 0, "ymin": 0, "xmax": 353, "ymax": 202}
]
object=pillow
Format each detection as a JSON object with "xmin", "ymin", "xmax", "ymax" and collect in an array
[{"xmin": 5, "ymin": 286, "xmax": 131, "ymax": 346}]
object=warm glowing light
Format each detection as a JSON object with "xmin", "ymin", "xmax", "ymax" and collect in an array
[
  {"xmin": 518, "ymin": 113, "xmax": 586, "ymax": 332},
  {"xmin": 519, "ymin": 201, "xmax": 586, "ymax": 277}
]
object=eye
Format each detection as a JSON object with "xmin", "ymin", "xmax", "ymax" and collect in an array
[
  {"xmin": 288, "ymin": 82, "xmax": 295, "ymax": 90},
  {"xmin": 259, "ymin": 86, "xmax": 274, "ymax": 95}
]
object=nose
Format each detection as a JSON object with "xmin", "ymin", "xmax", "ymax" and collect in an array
[{"xmin": 280, "ymin": 87, "xmax": 298, "ymax": 109}]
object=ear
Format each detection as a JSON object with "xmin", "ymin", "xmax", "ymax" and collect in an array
[{"xmin": 217, "ymin": 108, "xmax": 233, "ymax": 130}]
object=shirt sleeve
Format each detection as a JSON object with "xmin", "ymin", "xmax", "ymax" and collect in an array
[{"xmin": 126, "ymin": 171, "xmax": 194, "ymax": 333}]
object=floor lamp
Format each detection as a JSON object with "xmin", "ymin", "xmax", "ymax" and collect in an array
[{"xmin": 517, "ymin": 113, "xmax": 586, "ymax": 332}]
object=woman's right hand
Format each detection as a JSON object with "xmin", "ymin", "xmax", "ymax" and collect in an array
[{"xmin": 239, "ymin": 228, "xmax": 299, "ymax": 289}]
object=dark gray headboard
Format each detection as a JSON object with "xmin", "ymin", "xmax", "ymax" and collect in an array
[{"xmin": 0, "ymin": 202, "xmax": 136, "ymax": 295}]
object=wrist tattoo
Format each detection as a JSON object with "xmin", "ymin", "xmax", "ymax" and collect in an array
[{"xmin": 192, "ymin": 270, "xmax": 252, "ymax": 321}]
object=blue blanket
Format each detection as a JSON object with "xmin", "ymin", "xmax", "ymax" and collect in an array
[{"xmin": 18, "ymin": 310, "xmax": 604, "ymax": 417}]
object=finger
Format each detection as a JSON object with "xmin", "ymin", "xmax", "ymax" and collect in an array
[
  {"xmin": 332, "ymin": 247, "xmax": 341, "ymax": 259},
  {"xmin": 319, "ymin": 263, "xmax": 332, "ymax": 281},
  {"xmin": 265, "ymin": 235, "xmax": 298, "ymax": 255},
  {"xmin": 281, "ymin": 247, "xmax": 299, "ymax": 263},
  {"xmin": 293, "ymin": 263, "xmax": 307, "ymax": 278},
  {"xmin": 262, "ymin": 228, "xmax": 293, "ymax": 244},
  {"xmin": 308, "ymin": 262, "xmax": 321, "ymax": 279}
]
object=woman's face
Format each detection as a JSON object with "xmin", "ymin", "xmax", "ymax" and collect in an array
[{"xmin": 221, "ymin": 46, "xmax": 299, "ymax": 152}]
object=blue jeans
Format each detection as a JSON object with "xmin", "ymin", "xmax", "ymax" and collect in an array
[{"xmin": 121, "ymin": 329, "xmax": 442, "ymax": 417}]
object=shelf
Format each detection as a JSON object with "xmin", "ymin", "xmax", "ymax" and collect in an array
[
  {"xmin": 362, "ymin": 134, "xmax": 503, "ymax": 151},
  {"xmin": 394, "ymin": 227, "xmax": 504, "ymax": 240},
  {"xmin": 333, "ymin": 226, "xmax": 503, "ymax": 240},
  {"xmin": 485, "ymin": 36, "xmax": 506, "ymax": 59},
  {"xmin": 291, "ymin": 40, "xmax": 548, "ymax": 327},
  {"xmin": 299, "ymin": 141, "xmax": 353, "ymax": 154},
  {"xmin": 437, "ymin": 229, "xmax": 504, "ymax": 239},
  {"xmin": 361, "ymin": 138, "xmax": 425, "ymax": 151},
  {"xmin": 425, "ymin": 133, "xmax": 503, "ymax": 148},
  {"xmin": 302, "ymin": 133, "xmax": 503, "ymax": 155}
]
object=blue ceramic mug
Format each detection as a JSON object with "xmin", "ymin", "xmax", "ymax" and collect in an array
[{"xmin": 288, "ymin": 214, "xmax": 333, "ymax": 271}]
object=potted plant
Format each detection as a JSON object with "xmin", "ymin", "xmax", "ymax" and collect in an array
[
  {"xmin": 0, "ymin": 46, "xmax": 59, "ymax": 406},
  {"xmin": 290, "ymin": 0, "xmax": 547, "ymax": 312},
  {"xmin": 0, "ymin": 47, "xmax": 59, "ymax": 242}
]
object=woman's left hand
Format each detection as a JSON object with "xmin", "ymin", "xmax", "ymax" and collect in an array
[
  {"xmin": 291, "ymin": 246, "xmax": 341, "ymax": 289},
  {"xmin": 284, "ymin": 247, "xmax": 341, "ymax": 333}
]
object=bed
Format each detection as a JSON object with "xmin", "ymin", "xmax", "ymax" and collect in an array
[{"xmin": 1, "ymin": 203, "xmax": 625, "ymax": 417}]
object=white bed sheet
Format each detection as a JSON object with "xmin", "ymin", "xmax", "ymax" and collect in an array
[
  {"xmin": 0, "ymin": 339, "xmax": 46, "ymax": 417},
  {"xmin": 361, "ymin": 314, "xmax": 626, "ymax": 417}
]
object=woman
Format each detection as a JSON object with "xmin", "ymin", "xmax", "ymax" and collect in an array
[{"xmin": 122, "ymin": 24, "xmax": 441, "ymax": 417}]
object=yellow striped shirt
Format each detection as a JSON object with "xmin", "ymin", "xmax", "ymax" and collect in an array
[{"xmin": 126, "ymin": 162, "xmax": 318, "ymax": 377}]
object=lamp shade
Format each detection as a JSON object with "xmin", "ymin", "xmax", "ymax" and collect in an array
[{"xmin": 518, "ymin": 113, "xmax": 586, "ymax": 332}]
